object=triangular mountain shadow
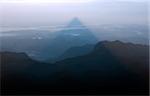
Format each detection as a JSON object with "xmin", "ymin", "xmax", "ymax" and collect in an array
[
  {"xmin": 47, "ymin": 18, "xmax": 98, "ymax": 60},
  {"xmin": 67, "ymin": 17, "xmax": 85, "ymax": 28},
  {"xmin": 57, "ymin": 17, "xmax": 97, "ymax": 41}
]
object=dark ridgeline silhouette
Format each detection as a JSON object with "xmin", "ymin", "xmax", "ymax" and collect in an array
[{"xmin": 1, "ymin": 41, "xmax": 149, "ymax": 95}]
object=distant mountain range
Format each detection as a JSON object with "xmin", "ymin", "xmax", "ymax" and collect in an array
[{"xmin": 1, "ymin": 40, "xmax": 149, "ymax": 95}]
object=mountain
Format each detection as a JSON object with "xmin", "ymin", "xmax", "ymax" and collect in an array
[
  {"xmin": 1, "ymin": 52, "xmax": 42, "ymax": 79},
  {"xmin": 56, "ymin": 40, "xmax": 149, "ymax": 77},
  {"xmin": 49, "ymin": 44, "xmax": 94, "ymax": 62},
  {"xmin": 94, "ymin": 24, "xmax": 149, "ymax": 45},
  {"xmin": 1, "ymin": 41, "xmax": 149, "ymax": 95},
  {"xmin": 0, "ymin": 52, "xmax": 57, "ymax": 89},
  {"xmin": 55, "ymin": 41, "xmax": 149, "ymax": 93},
  {"xmin": 95, "ymin": 41, "xmax": 149, "ymax": 73},
  {"xmin": 1, "ymin": 52, "xmax": 35, "ymax": 73}
]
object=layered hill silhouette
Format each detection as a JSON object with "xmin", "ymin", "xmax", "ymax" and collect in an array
[{"xmin": 1, "ymin": 41, "xmax": 149, "ymax": 95}]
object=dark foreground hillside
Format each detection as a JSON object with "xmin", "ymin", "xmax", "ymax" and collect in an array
[{"xmin": 0, "ymin": 41, "xmax": 149, "ymax": 95}]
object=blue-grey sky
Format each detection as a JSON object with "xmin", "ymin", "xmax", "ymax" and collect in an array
[{"xmin": 0, "ymin": 0, "xmax": 148, "ymax": 28}]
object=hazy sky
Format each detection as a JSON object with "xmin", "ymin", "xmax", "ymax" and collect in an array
[{"xmin": 0, "ymin": 0, "xmax": 148, "ymax": 28}]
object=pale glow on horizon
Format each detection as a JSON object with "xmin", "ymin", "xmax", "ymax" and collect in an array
[{"xmin": 0, "ymin": 0, "xmax": 95, "ymax": 4}]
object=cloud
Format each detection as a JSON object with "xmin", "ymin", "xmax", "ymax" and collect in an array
[
  {"xmin": 116, "ymin": 0, "xmax": 148, "ymax": 2},
  {"xmin": 0, "ymin": 0, "xmax": 95, "ymax": 4}
]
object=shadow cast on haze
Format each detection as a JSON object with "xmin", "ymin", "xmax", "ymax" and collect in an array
[{"xmin": 0, "ymin": 18, "xmax": 149, "ymax": 95}]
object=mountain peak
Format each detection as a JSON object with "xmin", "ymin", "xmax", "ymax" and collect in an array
[{"xmin": 67, "ymin": 17, "xmax": 84, "ymax": 27}]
